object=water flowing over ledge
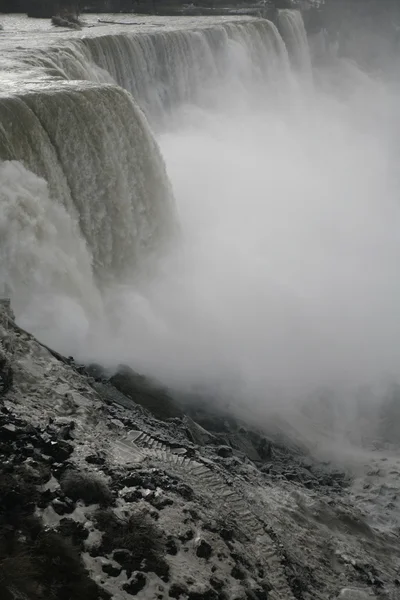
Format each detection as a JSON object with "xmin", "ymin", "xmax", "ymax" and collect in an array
[{"xmin": 0, "ymin": 12, "xmax": 308, "ymax": 290}]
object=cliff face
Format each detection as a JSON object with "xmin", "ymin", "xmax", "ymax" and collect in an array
[{"xmin": 1, "ymin": 301, "xmax": 400, "ymax": 600}]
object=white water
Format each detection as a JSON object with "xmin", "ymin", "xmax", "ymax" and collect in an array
[{"xmin": 1, "ymin": 11, "xmax": 400, "ymax": 434}]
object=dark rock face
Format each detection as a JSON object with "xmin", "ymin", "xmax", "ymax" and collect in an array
[
  {"xmin": 0, "ymin": 355, "xmax": 12, "ymax": 396},
  {"xmin": 109, "ymin": 365, "xmax": 183, "ymax": 420},
  {"xmin": 102, "ymin": 562, "xmax": 123, "ymax": 577},
  {"xmin": 196, "ymin": 539, "xmax": 213, "ymax": 559},
  {"xmin": 123, "ymin": 572, "xmax": 147, "ymax": 595},
  {"xmin": 169, "ymin": 582, "xmax": 189, "ymax": 598},
  {"xmin": 217, "ymin": 445, "xmax": 233, "ymax": 458}
]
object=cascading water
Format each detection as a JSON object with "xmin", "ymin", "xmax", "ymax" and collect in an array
[
  {"xmin": 0, "ymin": 81, "xmax": 176, "ymax": 281},
  {"xmin": 1, "ymin": 11, "xmax": 400, "ymax": 434},
  {"xmin": 25, "ymin": 18, "xmax": 293, "ymax": 124},
  {"xmin": 277, "ymin": 9, "xmax": 313, "ymax": 78}
]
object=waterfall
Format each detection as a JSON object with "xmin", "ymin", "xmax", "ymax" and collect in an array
[
  {"xmin": 0, "ymin": 82, "xmax": 176, "ymax": 283},
  {"xmin": 277, "ymin": 9, "xmax": 313, "ymax": 78},
  {"xmin": 24, "ymin": 18, "xmax": 293, "ymax": 125},
  {"xmin": 0, "ymin": 160, "xmax": 102, "ymax": 344},
  {"xmin": 0, "ymin": 12, "xmax": 311, "ymax": 354}
]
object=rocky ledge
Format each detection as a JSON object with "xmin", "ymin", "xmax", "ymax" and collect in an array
[{"xmin": 0, "ymin": 301, "xmax": 399, "ymax": 600}]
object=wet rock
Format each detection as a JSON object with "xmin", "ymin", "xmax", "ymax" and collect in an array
[
  {"xmin": 58, "ymin": 518, "xmax": 89, "ymax": 547},
  {"xmin": 210, "ymin": 575, "xmax": 224, "ymax": 591},
  {"xmin": 1, "ymin": 423, "xmax": 18, "ymax": 441},
  {"xmin": 110, "ymin": 365, "xmax": 183, "ymax": 420},
  {"xmin": 0, "ymin": 354, "xmax": 13, "ymax": 396},
  {"xmin": 146, "ymin": 491, "xmax": 174, "ymax": 510},
  {"xmin": 119, "ymin": 471, "xmax": 144, "ymax": 488},
  {"xmin": 176, "ymin": 483, "xmax": 194, "ymax": 500},
  {"xmin": 196, "ymin": 539, "xmax": 213, "ymax": 559},
  {"xmin": 258, "ymin": 438, "xmax": 272, "ymax": 460},
  {"xmin": 85, "ymin": 453, "xmax": 106, "ymax": 466},
  {"xmin": 39, "ymin": 436, "xmax": 74, "ymax": 462},
  {"xmin": 38, "ymin": 488, "xmax": 57, "ymax": 508},
  {"xmin": 169, "ymin": 582, "xmax": 189, "ymax": 598},
  {"xmin": 248, "ymin": 587, "xmax": 269, "ymax": 600},
  {"xmin": 121, "ymin": 488, "xmax": 142, "ymax": 502},
  {"xmin": 113, "ymin": 548, "xmax": 133, "ymax": 564},
  {"xmin": 51, "ymin": 498, "xmax": 75, "ymax": 515},
  {"xmin": 102, "ymin": 561, "xmax": 123, "ymax": 577},
  {"xmin": 220, "ymin": 528, "xmax": 234, "ymax": 542},
  {"xmin": 217, "ymin": 445, "xmax": 233, "ymax": 458},
  {"xmin": 166, "ymin": 538, "xmax": 179, "ymax": 555},
  {"xmin": 179, "ymin": 529, "xmax": 194, "ymax": 542},
  {"xmin": 123, "ymin": 572, "xmax": 147, "ymax": 595},
  {"xmin": 109, "ymin": 418, "xmax": 124, "ymax": 429},
  {"xmin": 231, "ymin": 565, "xmax": 246, "ymax": 580},
  {"xmin": 187, "ymin": 589, "xmax": 219, "ymax": 600},
  {"xmin": 183, "ymin": 415, "xmax": 217, "ymax": 446},
  {"xmin": 228, "ymin": 433, "xmax": 261, "ymax": 462}
]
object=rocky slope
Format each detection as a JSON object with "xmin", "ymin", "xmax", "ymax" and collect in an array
[{"xmin": 0, "ymin": 301, "xmax": 399, "ymax": 600}]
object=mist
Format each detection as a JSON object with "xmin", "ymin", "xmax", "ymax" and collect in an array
[{"xmin": 7, "ymin": 10, "xmax": 400, "ymax": 443}]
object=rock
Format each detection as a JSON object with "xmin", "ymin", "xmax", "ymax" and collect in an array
[
  {"xmin": 196, "ymin": 539, "xmax": 212, "ymax": 559},
  {"xmin": 0, "ymin": 354, "xmax": 13, "ymax": 396},
  {"xmin": 337, "ymin": 590, "xmax": 375, "ymax": 600},
  {"xmin": 113, "ymin": 548, "xmax": 133, "ymax": 564},
  {"xmin": 38, "ymin": 488, "xmax": 57, "ymax": 508},
  {"xmin": 258, "ymin": 438, "xmax": 272, "ymax": 460},
  {"xmin": 169, "ymin": 582, "xmax": 189, "ymax": 598},
  {"xmin": 58, "ymin": 422, "xmax": 75, "ymax": 441},
  {"xmin": 109, "ymin": 418, "xmax": 124, "ymax": 429},
  {"xmin": 231, "ymin": 565, "xmax": 246, "ymax": 580},
  {"xmin": 176, "ymin": 483, "xmax": 194, "ymax": 500},
  {"xmin": 109, "ymin": 365, "xmax": 183, "ymax": 420},
  {"xmin": 179, "ymin": 529, "xmax": 194, "ymax": 543},
  {"xmin": 210, "ymin": 575, "xmax": 224, "ymax": 590},
  {"xmin": 39, "ymin": 436, "xmax": 73, "ymax": 462},
  {"xmin": 187, "ymin": 589, "xmax": 219, "ymax": 600},
  {"xmin": 102, "ymin": 561, "xmax": 123, "ymax": 577},
  {"xmin": 51, "ymin": 498, "xmax": 75, "ymax": 515},
  {"xmin": 228, "ymin": 432, "xmax": 261, "ymax": 462},
  {"xmin": 220, "ymin": 528, "xmax": 234, "ymax": 542},
  {"xmin": 184, "ymin": 416, "xmax": 217, "ymax": 446},
  {"xmin": 123, "ymin": 572, "xmax": 147, "ymax": 595},
  {"xmin": 166, "ymin": 538, "xmax": 179, "ymax": 555},
  {"xmin": 217, "ymin": 445, "xmax": 233, "ymax": 458},
  {"xmin": 121, "ymin": 488, "xmax": 142, "ymax": 502},
  {"xmin": 51, "ymin": 15, "xmax": 82, "ymax": 30},
  {"xmin": 58, "ymin": 518, "xmax": 89, "ymax": 546},
  {"xmin": 1, "ymin": 423, "xmax": 17, "ymax": 440},
  {"xmin": 85, "ymin": 453, "xmax": 105, "ymax": 466}
]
